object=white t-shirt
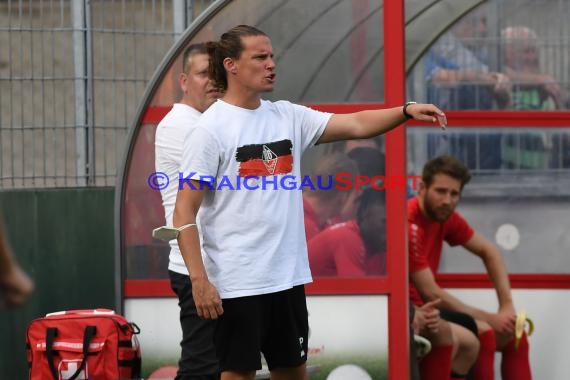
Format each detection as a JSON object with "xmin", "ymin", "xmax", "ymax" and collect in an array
[
  {"xmin": 180, "ymin": 99, "xmax": 331, "ymax": 299},
  {"xmin": 155, "ymin": 103, "xmax": 203, "ymax": 275}
]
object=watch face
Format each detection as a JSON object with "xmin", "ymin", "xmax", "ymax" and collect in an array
[{"xmin": 152, "ymin": 226, "xmax": 179, "ymax": 241}]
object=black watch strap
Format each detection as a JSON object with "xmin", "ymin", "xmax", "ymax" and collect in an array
[{"xmin": 403, "ymin": 101, "xmax": 417, "ymax": 119}]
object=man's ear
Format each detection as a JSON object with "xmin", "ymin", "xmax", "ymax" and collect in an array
[
  {"xmin": 179, "ymin": 72, "xmax": 188, "ymax": 93},
  {"xmin": 223, "ymin": 57, "xmax": 237, "ymax": 74}
]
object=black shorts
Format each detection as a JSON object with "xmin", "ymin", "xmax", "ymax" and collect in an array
[
  {"xmin": 440, "ymin": 309, "xmax": 479, "ymax": 337},
  {"xmin": 214, "ymin": 285, "xmax": 309, "ymax": 372}
]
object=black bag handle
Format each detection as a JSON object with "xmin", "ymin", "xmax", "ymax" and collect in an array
[
  {"xmin": 46, "ymin": 328, "xmax": 58, "ymax": 380},
  {"xmin": 45, "ymin": 325, "xmax": 97, "ymax": 380}
]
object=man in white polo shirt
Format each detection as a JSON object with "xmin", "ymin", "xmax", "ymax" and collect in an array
[{"xmin": 155, "ymin": 43, "xmax": 222, "ymax": 380}]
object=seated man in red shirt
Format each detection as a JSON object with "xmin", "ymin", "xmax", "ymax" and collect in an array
[
  {"xmin": 308, "ymin": 187, "xmax": 386, "ymax": 276},
  {"xmin": 409, "ymin": 155, "xmax": 532, "ymax": 380},
  {"xmin": 303, "ymin": 152, "xmax": 358, "ymax": 241},
  {"xmin": 309, "ymin": 188, "xmax": 479, "ymax": 380}
]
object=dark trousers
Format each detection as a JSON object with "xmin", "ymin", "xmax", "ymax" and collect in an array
[{"xmin": 169, "ymin": 270, "xmax": 220, "ymax": 380}]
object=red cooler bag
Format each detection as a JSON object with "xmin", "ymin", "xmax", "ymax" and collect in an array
[{"xmin": 26, "ymin": 308, "xmax": 141, "ymax": 380}]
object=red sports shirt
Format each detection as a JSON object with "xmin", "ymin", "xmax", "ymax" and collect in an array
[
  {"xmin": 408, "ymin": 197, "xmax": 474, "ymax": 304},
  {"xmin": 303, "ymin": 197, "xmax": 321, "ymax": 242},
  {"xmin": 308, "ymin": 220, "xmax": 386, "ymax": 277}
]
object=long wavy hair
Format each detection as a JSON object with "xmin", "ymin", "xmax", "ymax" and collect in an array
[{"xmin": 206, "ymin": 25, "xmax": 267, "ymax": 92}]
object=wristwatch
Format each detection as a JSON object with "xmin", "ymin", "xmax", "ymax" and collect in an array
[{"xmin": 403, "ymin": 101, "xmax": 417, "ymax": 120}]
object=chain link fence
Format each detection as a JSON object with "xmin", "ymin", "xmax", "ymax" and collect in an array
[
  {"xmin": 3, "ymin": 0, "xmax": 570, "ymax": 188},
  {"xmin": 0, "ymin": 0, "xmax": 214, "ymax": 188}
]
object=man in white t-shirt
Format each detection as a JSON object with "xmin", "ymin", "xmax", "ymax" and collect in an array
[
  {"xmin": 155, "ymin": 43, "xmax": 222, "ymax": 380},
  {"xmin": 174, "ymin": 25, "xmax": 445, "ymax": 380}
]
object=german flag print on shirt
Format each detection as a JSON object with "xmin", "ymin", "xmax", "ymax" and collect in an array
[{"xmin": 235, "ymin": 139, "xmax": 293, "ymax": 177}]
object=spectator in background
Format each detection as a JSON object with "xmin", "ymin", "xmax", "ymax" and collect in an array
[
  {"xmin": 303, "ymin": 152, "xmax": 359, "ymax": 241},
  {"xmin": 426, "ymin": 9, "xmax": 511, "ymax": 110},
  {"xmin": 425, "ymin": 7, "xmax": 511, "ymax": 170},
  {"xmin": 500, "ymin": 26, "xmax": 565, "ymax": 171},
  {"xmin": 154, "ymin": 43, "xmax": 222, "ymax": 380},
  {"xmin": 501, "ymin": 26, "xmax": 563, "ymax": 110},
  {"xmin": 0, "ymin": 214, "xmax": 34, "ymax": 308}
]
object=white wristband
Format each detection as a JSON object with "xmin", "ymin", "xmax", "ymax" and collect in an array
[{"xmin": 177, "ymin": 223, "xmax": 197, "ymax": 232}]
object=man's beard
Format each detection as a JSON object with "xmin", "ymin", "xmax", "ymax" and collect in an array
[{"xmin": 423, "ymin": 196, "xmax": 453, "ymax": 223}]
